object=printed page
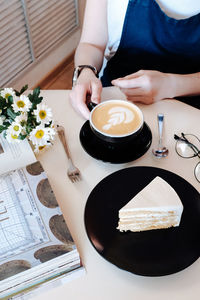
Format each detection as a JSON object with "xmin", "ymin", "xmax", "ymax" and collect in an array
[
  {"xmin": 0, "ymin": 162, "xmax": 81, "ymax": 299},
  {"xmin": 0, "ymin": 163, "xmax": 76, "ymax": 263},
  {"xmin": 0, "ymin": 134, "xmax": 36, "ymax": 175}
]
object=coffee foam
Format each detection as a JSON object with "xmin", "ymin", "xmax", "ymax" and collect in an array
[
  {"xmin": 102, "ymin": 106, "xmax": 135, "ymax": 131},
  {"xmin": 91, "ymin": 101, "xmax": 142, "ymax": 137}
]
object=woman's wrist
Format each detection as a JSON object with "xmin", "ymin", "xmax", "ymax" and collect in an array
[
  {"xmin": 73, "ymin": 65, "xmax": 99, "ymax": 87},
  {"xmin": 77, "ymin": 67, "xmax": 99, "ymax": 83},
  {"xmin": 167, "ymin": 72, "xmax": 200, "ymax": 98}
]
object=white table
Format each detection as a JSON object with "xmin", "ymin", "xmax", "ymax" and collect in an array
[{"xmin": 34, "ymin": 87, "xmax": 200, "ymax": 300}]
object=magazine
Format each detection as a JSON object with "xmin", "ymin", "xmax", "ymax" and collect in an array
[{"xmin": 0, "ymin": 135, "xmax": 84, "ymax": 299}]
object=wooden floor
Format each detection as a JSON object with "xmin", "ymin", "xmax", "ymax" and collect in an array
[{"xmin": 39, "ymin": 59, "xmax": 74, "ymax": 90}]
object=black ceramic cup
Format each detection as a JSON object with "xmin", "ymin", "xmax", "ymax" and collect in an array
[{"xmin": 87, "ymin": 99, "xmax": 144, "ymax": 144}]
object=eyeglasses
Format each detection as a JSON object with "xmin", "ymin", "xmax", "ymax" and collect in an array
[{"xmin": 174, "ymin": 133, "xmax": 200, "ymax": 183}]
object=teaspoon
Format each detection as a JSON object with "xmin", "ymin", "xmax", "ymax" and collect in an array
[{"xmin": 152, "ymin": 113, "xmax": 169, "ymax": 158}]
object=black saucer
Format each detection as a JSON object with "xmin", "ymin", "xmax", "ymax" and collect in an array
[{"xmin": 79, "ymin": 121, "xmax": 152, "ymax": 163}]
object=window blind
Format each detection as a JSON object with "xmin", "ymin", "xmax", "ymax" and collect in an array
[
  {"xmin": 0, "ymin": 0, "xmax": 78, "ymax": 87},
  {"xmin": 0, "ymin": 0, "xmax": 32, "ymax": 87}
]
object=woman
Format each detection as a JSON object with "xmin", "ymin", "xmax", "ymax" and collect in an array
[{"xmin": 70, "ymin": 0, "xmax": 200, "ymax": 119}]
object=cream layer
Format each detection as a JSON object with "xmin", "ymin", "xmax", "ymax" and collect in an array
[
  {"xmin": 117, "ymin": 220, "xmax": 179, "ymax": 232},
  {"xmin": 117, "ymin": 216, "xmax": 180, "ymax": 232},
  {"xmin": 118, "ymin": 215, "xmax": 180, "ymax": 224},
  {"xmin": 119, "ymin": 211, "xmax": 176, "ymax": 218}
]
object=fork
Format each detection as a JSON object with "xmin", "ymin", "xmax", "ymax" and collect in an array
[{"xmin": 57, "ymin": 125, "xmax": 81, "ymax": 182}]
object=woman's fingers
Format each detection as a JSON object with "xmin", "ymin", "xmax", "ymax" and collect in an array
[
  {"xmin": 112, "ymin": 74, "xmax": 147, "ymax": 89},
  {"xmin": 90, "ymin": 80, "xmax": 102, "ymax": 104},
  {"xmin": 112, "ymin": 70, "xmax": 172, "ymax": 104},
  {"xmin": 70, "ymin": 79, "xmax": 102, "ymax": 119},
  {"xmin": 70, "ymin": 87, "xmax": 90, "ymax": 120}
]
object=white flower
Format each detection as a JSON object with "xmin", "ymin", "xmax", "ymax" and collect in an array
[
  {"xmin": 33, "ymin": 103, "xmax": 53, "ymax": 124},
  {"xmin": 29, "ymin": 125, "xmax": 50, "ymax": 146},
  {"xmin": 15, "ymin": 113, "xmax": 28, "ymax": 126},
  {"xmin": 1, "ymin": 86, "xmax": 55, "ymax": 154},
  {"xmin": 47, "ymin": 127, "xmax": 56, "ymax": 140},
  {"xmin": 6, "ymin": 128, "xmax": 20, "ymax": 143},
  {"xmin": 33, "ymin": 143, "xmax": 51, "ymax": 153},
  {"xmin": 14, "ymin": 114, "xmax": 27, "ymax": 135},
  {"xmin": 0, "ymin": 88, "xmax": 15, "ymax": 100},
  {"xmin": 0, "ymin": 116, "xmax": 4, "ymax": 126},
  {"xmin": 0, "ymin": 115, "xmax": 6, "ymax": 126},
  {"xmin": 9, "ymin": 122, "xmax": 23, "ymax": 136},
  {"xmin": 12, "ymin": 95, "xmax": 32, "ymax": 113}
]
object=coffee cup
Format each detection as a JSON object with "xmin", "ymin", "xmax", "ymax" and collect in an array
[{"xmin": 88, "ymin": 99, "xmax": 144, "ymax": 143}]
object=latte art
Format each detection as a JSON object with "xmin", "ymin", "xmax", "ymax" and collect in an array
[
  {"xmin": 91, "ymin": 100, "xmax": 143, "ymax": 137},
  {"xmin": 102, "ymin": 106, "xmax": 134, "ymax": 131}
]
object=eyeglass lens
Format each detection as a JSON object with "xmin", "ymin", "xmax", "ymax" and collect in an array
[
  {"xmin": 176, "ymin": 134, "xmax": 200, "ymax": 158},
  {"xmin": 195, "ymin": 162, "xmax": 200, "ymax": 183}
]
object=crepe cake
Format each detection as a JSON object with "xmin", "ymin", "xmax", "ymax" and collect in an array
[{"xmin": 117, "ymin": 176, "xmax": 183, "ymax": 232}]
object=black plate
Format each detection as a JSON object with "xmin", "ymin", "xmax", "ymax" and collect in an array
[
  {"xmin": 84, "ymin": 166, "xmax": 200, "ymax": 276},
  {"xmin": 79, "ymin": 121, "xmax": 152, "ymax": 163}
]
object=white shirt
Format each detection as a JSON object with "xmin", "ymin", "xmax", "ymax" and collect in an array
[{"xmin": 105, "ymin": 0, "xmax": 200, "ymax": 60}]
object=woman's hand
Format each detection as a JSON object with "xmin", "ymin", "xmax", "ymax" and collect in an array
[
  {"xmin": 112, "ymin": 70, "xmax": 175, "ymax": 104},
  {"xmin": 70, "ymin": 0, "xmax": 107, "ymax": 119},
  {"xmin": 69, "ymin": 68, "xmax": 102, "ymax": 119}
]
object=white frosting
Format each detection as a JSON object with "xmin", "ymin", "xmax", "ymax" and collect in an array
[
  {"xmin": 117, "ymin": 176, "xmax": 184, "ymax": 232},
  {"xmin": 102, "ymin": 106, "xmax": 134, "ymax": 131},
  {"xmin": 119, "ymin": 177, "xmax": 183, "ymax": 213}
]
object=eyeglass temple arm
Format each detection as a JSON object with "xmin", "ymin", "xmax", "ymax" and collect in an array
[{"xmin": 174, "ymin": 133, "xmax": 190, "ymax": 143}]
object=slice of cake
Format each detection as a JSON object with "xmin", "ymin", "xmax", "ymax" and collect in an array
[{"xmin": 117, "ymin": 176, "xmax": 183, "ymax": 232}]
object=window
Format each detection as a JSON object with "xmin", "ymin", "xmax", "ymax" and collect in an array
[{"xmin": 0, "ymin": 0, "xmax": 78, "ymax": 87}]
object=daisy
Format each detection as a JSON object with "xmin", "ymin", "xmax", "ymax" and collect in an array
[
  {"xmin": 34, "ymin": 143, "xmax": 51, "ymax": 153},
  {"xmin": 33, "ymin": 103, "xmax": 53, "ymax": 124},
  {"xmin": 0, "ymin": 116, "xmax": 4, "ymax": 126},
  {"xmin": 0, "ymin": 88, "xmax": 15, "ymax": 100},
  {"xmin": 29, "ymin": 125, "xmax": 50, "ymax": 146},
  {"xmin": 47, "ymin": 126, "xmax": 56, "ymax": 140},
  {"xmin": 15, "ymin": 113, "xmax": 28, "ymax": 126},
  {"xmin": 6, "ymin": 129, "xmax": 20, "ymax": 143},
  {"xmin": 12, "ymin": 95, "xmax": 32, "ymax": 113},
  {"xmin": 0, "ymin": 115, "xmax": 6, "ymax": 126},
  {"xmin": 9, "ymin": 122, "xmax": 23, "ymax": 136}
]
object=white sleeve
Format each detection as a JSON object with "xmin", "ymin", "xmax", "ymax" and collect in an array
[{"xmin": 105, "ymin": 0, "xmax": 128, "ymax": 61}]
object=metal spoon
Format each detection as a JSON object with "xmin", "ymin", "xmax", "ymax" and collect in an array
[{"xmin": 152, "ymin": 113, "xmax": 169, "ymax": 158}]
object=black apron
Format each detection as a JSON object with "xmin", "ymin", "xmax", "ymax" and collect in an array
[{"xmin": 101, "ymin": 0, "xmax": 200, "ymax": 109}]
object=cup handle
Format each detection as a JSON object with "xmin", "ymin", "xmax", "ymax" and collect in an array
[{"xmin": 87, "ymin": 100, "xmax": 97, "ymax": 112}]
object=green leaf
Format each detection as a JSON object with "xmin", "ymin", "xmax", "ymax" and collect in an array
[
  {"xmin": 3, "ymin": 130, "xmax": 7, "ymax": 139},
  {"xmin": 3, "ymin": 121, "xmax": 10, "ymax": 127},
  {"xmin": 18, "ymin": 133, "xmax": 27, "ymax": 140},
  {"xmin": 0, "ymin": 125, "xmax": 5, "ymax": 133},
  {"xmin": 25, "ymin": 123, "xmax": 33, "ymax": 135},
  {"xmin": 28, "ymin": 87, "xmax": 43, "ymax": 107},
  {"xmin": 20, "ymin": 85, "xmax": 28, "ymax": 95},
  {"xmin": 33, "ymin": 87, "xmax": 40, "ymax": 98},
  {"xmin": 14, "ymin": 84, "xmax": 28, "ymax": 96},
  {"xmin": 7, "ymin": 95, "xmax": 13, "ymax": 105},
  {"xmin": 0, "ymin": 97, "xmax": 7, "ymax": 109},
  {"xmin": 6, "ymin": 108, "xmax": 18, "ymax": 120}
]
